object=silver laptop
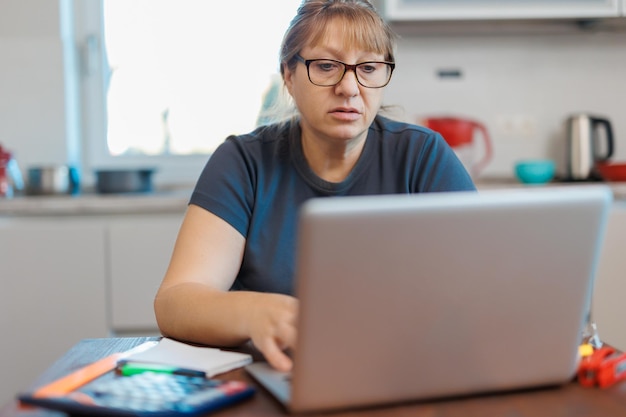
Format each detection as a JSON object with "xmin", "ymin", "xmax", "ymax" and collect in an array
[{"xmin": 246, "ymin": 185, "xmax": 612, "ymax": 413}]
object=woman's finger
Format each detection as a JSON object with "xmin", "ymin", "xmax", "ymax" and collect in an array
[{"xmin": 258, "ymin": 337, "xmax": 293, "ymax": 372}]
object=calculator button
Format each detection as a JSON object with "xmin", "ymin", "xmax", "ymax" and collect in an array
[
  {"xmin": 185, "ymin": 389, "xmax": 225, "ymax": 406},
  {"xmin": 219, "ymin": 380, "xmax": 248, "ymax": 395}
]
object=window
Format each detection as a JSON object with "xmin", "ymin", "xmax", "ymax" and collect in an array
[{"xmin": 73, "ymin": 0, "xmax": 301, "ymax": 186}]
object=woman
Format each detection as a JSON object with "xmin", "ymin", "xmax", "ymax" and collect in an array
[{"xmin": 154, "ymin": 0, "xmax": 475, "ymax": 373}]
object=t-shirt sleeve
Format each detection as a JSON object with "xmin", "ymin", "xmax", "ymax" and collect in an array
[
  {"xmin": 189, "ymin": 137, "xmax": 254, "ymax": 237},
  {"xmin": 415, "ymin": 132, "xmax": 476, "ymax": 192}
]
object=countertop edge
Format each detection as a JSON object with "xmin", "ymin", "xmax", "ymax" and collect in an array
[
  {"xmin": 0, "ymin": 193, "xmax": 190, "ymax": 216},
  {"xmin": 2, "ymin": 181, "xmax": 626, "ymax": 217}
]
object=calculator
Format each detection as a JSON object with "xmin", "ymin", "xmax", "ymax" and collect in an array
[{"xmin": 18, "ymin": 371, "xmax": 255, "ymax": 417}]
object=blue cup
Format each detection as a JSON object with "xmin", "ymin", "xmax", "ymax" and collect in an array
[{"xmin": 514, "ymin": 159, "xmax": 556, "ymax": 185}]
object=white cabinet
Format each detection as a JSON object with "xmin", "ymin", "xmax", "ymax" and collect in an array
[
  {"xmin": 383, "ymin": 0, "xmax": 622, "ymax": 21},
  {"xmin": 0, "ymin": 218, "xmax": 108, "ymax": 406},
  {"xmin": 108, "ymin": 214, "xmax": 183, "ymax": 335},
  {"xmin": 592, "ymin": 202, "xmax": 626, "ymax": 351},
  {"xmin": 0, "ymin": 209, "xmax": 184, "ymax": 405}
]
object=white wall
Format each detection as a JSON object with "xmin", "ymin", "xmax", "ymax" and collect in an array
[
  {"xmin": 1, "ymin": 1, "xmax": 625, "ymax": 181},
  {"xmin": 385, "ymin": 23, "xmax": 626, "ymax": 178},
  {"xmin": 0, "ymin": 0, "xmax": 71, "ymax": 169}
]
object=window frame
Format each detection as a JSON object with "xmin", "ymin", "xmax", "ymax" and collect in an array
[{"xmin": 72, "ymin": 0, "xmax": 223, "ymax": 187}]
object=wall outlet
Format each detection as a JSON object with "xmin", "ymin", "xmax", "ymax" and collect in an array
[{"xmin": 495, "ymin": 114, "xmax": 537, "ymax": 139}]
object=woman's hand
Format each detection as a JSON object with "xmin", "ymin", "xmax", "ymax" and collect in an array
[{"xmin": 248, "ymin": 293, "xmax": 299, "ymax": 372}]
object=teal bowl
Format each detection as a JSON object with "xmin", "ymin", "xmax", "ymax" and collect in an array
[{"xmin": 514, "ymin": 159, "xmax": 556, "ymax": 184}]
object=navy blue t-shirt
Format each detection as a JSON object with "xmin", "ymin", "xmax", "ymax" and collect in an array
[{"xmin": 190, "ymin": 115, "xmax": 476, "ymax": 295}]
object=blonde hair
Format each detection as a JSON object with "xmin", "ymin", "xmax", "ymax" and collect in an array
[
  {"xmin": 281, "ymin": 0, "xmax": 396, "ymax": 75},
  {"xmin": 258, "ymin": 0, "xmax": 397, "ymax": 125}
]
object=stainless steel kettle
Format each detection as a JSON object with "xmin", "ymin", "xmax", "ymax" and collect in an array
[{"xmin": 565, "ymin": 114, "xmax": 614, "ymax": 181}]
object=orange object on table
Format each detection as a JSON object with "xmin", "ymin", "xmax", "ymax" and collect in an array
[{"xmin": 578, "ymin": 346, "xmax": 626, "ymax": 388}]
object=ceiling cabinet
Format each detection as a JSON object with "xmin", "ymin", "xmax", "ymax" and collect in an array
[{"xmin": 383, "ymin": 0, "xmax": 622, "ymax": 21}]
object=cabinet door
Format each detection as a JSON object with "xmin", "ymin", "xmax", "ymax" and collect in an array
[
  {"xmin": 383, "ymin": 0, "xmax": 621, "ymax": 20},
  {"xmin": 108, "ymin": 214, "xmax": 183, "ymax": 334},
  {"xmin": 0, "ymin": 218, "xmax": 107, "ymax": 406},
  {"xmin": 592, "ymin": 204, "xmax": 626, "ymax": 351}
]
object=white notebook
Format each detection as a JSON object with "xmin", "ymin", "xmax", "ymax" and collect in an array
[{"xmin": 126, "ymin": 337, "xmax": 252, "ymax": 377}]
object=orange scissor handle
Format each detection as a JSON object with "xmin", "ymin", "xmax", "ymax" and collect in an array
[
  {"xmin": 578, "ymin": 347, "xmax": 626, "ymax": 388},
  {"xmin": 578, "ymin": 347, "xmax": 614, "ymax": 387}
]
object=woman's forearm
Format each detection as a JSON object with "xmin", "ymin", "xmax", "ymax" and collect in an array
[
  {"xmin": 155, "ymin": 281, "xmax": 298, "ymax": 371},
  {"xmin": 154, "ymin": 282, "xmax": 255, "ymax": 346}
]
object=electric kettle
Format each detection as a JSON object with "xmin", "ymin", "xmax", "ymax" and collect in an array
[
  {"xmin": 565, "ymin": 114, "xmax": 614, "ymax": 181},
  {"xmin": 421, "ymin": 116, "xmax": 493, "ymax": 177}
]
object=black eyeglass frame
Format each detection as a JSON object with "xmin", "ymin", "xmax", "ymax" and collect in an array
[{"xmin": 294, "ymin": 55, "xmax": 395, "ymax": 88}]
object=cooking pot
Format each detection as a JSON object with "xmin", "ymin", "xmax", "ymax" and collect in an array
[
  {"xmin": 595, "ymin": 162, "xmax": 626, "ymax": 182},
  {"xmin": 27, "ymin": 165, "xmax": 80, "ymax": 195},
  {"xmin": 95, "ymin": 169, "xmax": 155, "ymax": 194},
  {"xmin": 421, "ymin": 116, "xmax": 493, "ymax": 178}
]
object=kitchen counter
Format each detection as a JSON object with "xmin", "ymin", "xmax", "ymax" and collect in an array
[
  {"xmin": 0, "ymin": 188, "xmax": 191, "ymax": 216},
  {"xmin": 2, "ymin": 179, "xmax": 626, "ymax": 217},
  {"xmin": 476, "ymin": 177, "xmax": 626, "ymax": 200}
]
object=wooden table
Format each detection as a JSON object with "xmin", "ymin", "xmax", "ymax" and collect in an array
[{"xmin": 2, "ymin": 337, "xmax": 626, "ymax": 416}]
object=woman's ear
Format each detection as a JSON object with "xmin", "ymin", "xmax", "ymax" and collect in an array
[{"xmin": 282, "ymin": 63, "xmax": 294, "ymax": 96}]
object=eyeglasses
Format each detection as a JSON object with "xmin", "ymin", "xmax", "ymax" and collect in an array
[{"xmin": 295, "ymin": 55, "xmax": 395, "ymax": 88}]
